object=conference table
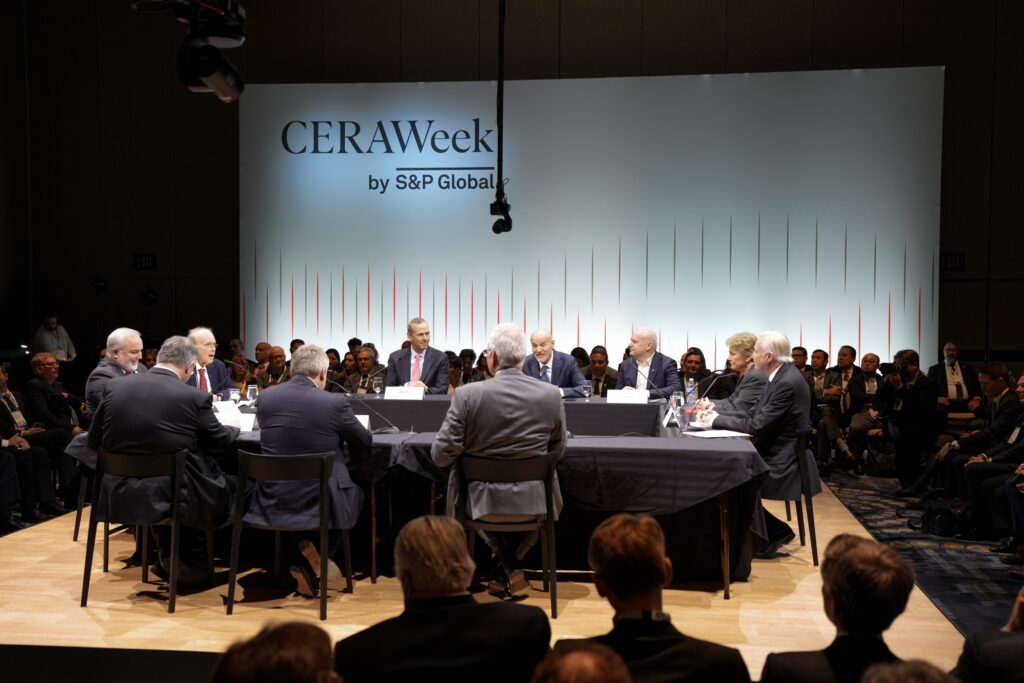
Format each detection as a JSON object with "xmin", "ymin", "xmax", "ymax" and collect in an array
[{"xmin": 254, "ymin": 394, "xmax": 771, "ymax": 585}]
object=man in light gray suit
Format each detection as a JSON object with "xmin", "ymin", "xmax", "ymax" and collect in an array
[{"xmin": 432, "ymin": 322, "xmax": 566, "ymax": 599}]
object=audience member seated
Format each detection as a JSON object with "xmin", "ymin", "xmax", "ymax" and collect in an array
[
  {"xmin": 583, "ymin": 346, "xmax": 615, "ymax": 398},
  {"xmin": 699, "ymin": 332, "xmax": 766, "ymax": 417},
  {"xmin": 846, "ymin": 352, "xmax": 883, "ymax": 473},
  {"xmin": 446, "ymin": 355, "xmax": 462, "ymax": 395},
  {"xmin": 616, "ymin": 328, "xmax": 682, "ymax": 399},
  {"xmin": 533, "ymin": 641, "xmax": 632, "ymax": 683},
  {"xmin": 347, "ymin": 337, "xmax": 362, "ymax": 353},
  {"xmin": 31, "ymin": 314, "xmax": 77, "ymax": 364},
  {"xmin": 252, "ymin": 341, "xmax": 271, "ymax": 376},
  {"xmin": 0, "ymin": 449, "xmax": 24, "ymax": 534},
  {"xmin": 84, "ymin": 327, "xmax": 146, "ymax": 415},
  {"xmin": 385, "ymin": 318, "xmax": 450, "ymax": 394},
  {"xmin": 226, "ymin": 338, "xmax": 252, "ymax": 370},
  {"xmin": 557, "ymin": 513, "xmax": 749, "ymax": 683},
  {"xmin": 227, "ymin": 353, "xmax": 254, "ymax": 395},
  {"xmin": 760, "ymin": 534, "xmax": 914, "ymax": 683},
  {"xmin": 458, "ymin": 348, "xmax": 477, "ymax": 385},
  {"xmin": 791, "ymin": 346, "xmax": 809, "ymax": 377},
  {"xmin": 325, "ymin": 348, "xmax": 342, "ymax": 374},
  {"xmin": 341, "ymin": 346, "xmax": 384, "ymax": 394},
  {"xmin": 288, "ymin": 339, "xmax": 305, "ymax": 366},
  {"xmin": 677, "ymin": 348, "xmax": 712, "ymax": 397},
  {"xmin": 467, "ymin": 350, "xmax": 490, "ymax": 383},
  {"xmin": 0, "ymin": 382, "xmax": 67, "ymax": 522},
  {"xmin": 87, "ymin": 335, "xmax": 239, "ymax": 587},
  {"xmin": 210, "ymin": 622, "xmax": 337, "ymax": 683},
  {"xmin": 878, "ymin": 350, "xmax": 939, "ymax": 488},
  {"xmin": 569, "ymin": 347, "xmax": 590, "ymax": 373},
  {"xmin": 186, "ymin": 327, "xmax": 233, "ymax": 401},
  {"xmin": 23, "ymin": 352, "xmax": 82, "ymax": 504},
  {"xmin": 141, "ymin": 348, "xmax": 158, "ymax": 370},
  {"xmin": 253, "ymin": 344, "xmax": 372, "ymax": 597},
  {"xmin": 433, "ymin": 323, "xmax": 566, "ymax": 599},
  {"xmin": 334, "ymin": 515, "xmax": 551, "ymax": 682},
  {"xmin": 952, "ymin": 585, "xmax": 1024, "ymax": 682},
  {"xmin": 256, "ymin": 346, "xmax": 291, "ymax": 390},
  {"xmin": 523, "ymin": 329, "xmax": 588, "ymax": 398},
  {"xmin": 927, "ymin": 341, "xmax": 983, "ymax": 419}
]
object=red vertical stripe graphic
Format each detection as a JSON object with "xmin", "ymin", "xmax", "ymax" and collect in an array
[
  {"xmin": 316, "ymin": 272, "xmax": 320, "ymax": 334},
  {"xmin": 470, "ymin": 282, "xmax": 475, "ymax": 348},
  {"xmin": 576, "ymin": 312, "xmax": 580, "ymax": 348},
  {"xmin": 418, "ymin": 272, "xmax": 422, "ymax": 317},
  {"xmin": 444, "ymin": 276, "xmax": 448, "ymax": 338},
  {"xmin": 713, "ymin": 334, "xmax": 717, "ymax": 370},
  {"xmin": 366, "ymin": 266, "xmax": 370, "ymax": 330},
  {"xmin": 393, "ymin": 269, "xmax": 396, "ymax": 330},
  {"xmin": 918, "ymin": 288, "xmax": 922, "ymax": 352},
  {"xmin": 857, "ymin": 302, "xmax": 861, "ymax": 364},
  {"xmin": 658, "ymin": 329, "xmax": 662, "ymax": 353},
  {"xmin": 265, "ymin": 288, "xmax": 269, "ymax": 341},
  {"xmin": 342, "ymin": 268, "xmax": 345, "ymax": 330},
  {"xmin": 799, "ymin": 324, "xmax": 803, "ymax": 347},
  {"xmin": 887, "ymin": 293, "xmax": 892, "ymax": 359},
  {"xmin": 686, "ymin": 333, "xmax": 689, "ymax": 352}
]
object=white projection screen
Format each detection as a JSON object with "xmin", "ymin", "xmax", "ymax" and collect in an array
[{"xmin": 240, "ymin": 67, "xmax": 944, "ymax": 368}]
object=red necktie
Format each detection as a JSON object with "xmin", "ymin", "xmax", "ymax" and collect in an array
[{"xmin": 199, "ymin": 367, "xmax": 209, "ymax": 392}]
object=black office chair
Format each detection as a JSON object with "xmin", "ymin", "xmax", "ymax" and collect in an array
[
  {"xmin": 81, "ymin": 449, "xmax": 199, "ymax": 614},
  {"xmin": 227, "ymin": 450, "xmax": 351, "ymax": 621},
  {"xmin": 781, "ymin": 430, "xmax": 819, "ymax": 566},
  {"xmin": 458, "ymin": 453, "xmax": 559, "ymax": 618}
]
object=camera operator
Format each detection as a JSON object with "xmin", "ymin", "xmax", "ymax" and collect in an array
[{"xmin": 877, "ymin": 349, "xmax": 940, "ymax": 487}]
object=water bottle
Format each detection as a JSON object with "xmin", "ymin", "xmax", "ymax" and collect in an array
[{"xmin": 685, "ymin": 377, "xmax": 697, "ymax": 407}]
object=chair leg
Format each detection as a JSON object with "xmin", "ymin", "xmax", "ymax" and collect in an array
[
  {"xmin": 719, "ymin": 492, "xmax": 730, "ymax": 600},
  {"xmin": 785, "ymin": 500, "xmax": 792, "ymax": 521},
  {"xmin": 141, "ymin": 525, "xmax": 150, "ymax": 583},
  {"xmin": 429, "ymin": 481, "xmax": 436, "ymax": 515},
  {"xmin": 370, "ymin": 485, "xmax": 377, "ymax": 584},
  {"xmin": 342, "ymin": 529, "xmax": 353, "ymax": 594},
  {"xmin": 320, "ymin": 525, "xmax": 329, "ymax": 621},
  {"xmin": 794, "ymin": 499, "xmax": 806, "ymax": 546},
  {"xmin": 540, "ymin": 529, "xmax": 550, "ymax": 592},
  {"xmin": 547, "ymin": 520, "xmax": 557, "ymax": 619},
  {"xmin": 102, "ymin": 522, "xmax": 110, "ymax": 572},
  {"xmin": 804, "ymin": 493, "xmax": 819, "ymax": 566},
  {"xmin": 72, "ymin": 472, "xmax": 88, "ymax": 541},
  {"xmin": 80, "ymin": 504, "xmax": 100, "ymax": 607},
  {"xmin": 272, "ymin": 530, "xmax": 281, "ymax": 586},
  {"xmin": 226, "ymin": 518, "xmax": 243, "ymax": 615},
  {"xmin": 168, "ymin": 519, "xmax": 180, "ymax": 614},
  {"xmin": 205, "ymin": 530, "xmax": 216, "ymax": 586}
]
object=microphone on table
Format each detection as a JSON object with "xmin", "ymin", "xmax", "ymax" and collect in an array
[
  {"xmin": 224, "ymin": 359, "xmax": 270, "ymax": 387},
  {"xmin": 632, "ymin": 357, "xmax": 651, "ymax": 389},
  {"xmin": 325, "ymin": 378, "xmax": 400, "ymax": 434},
  {"xmin": 698, "ymin": 371, "xmax": 736, "ymax": 401}
]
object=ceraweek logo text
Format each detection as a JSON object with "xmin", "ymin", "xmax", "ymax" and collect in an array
[{"xmin": 281, "ymin": 118, "xmax": 496, "ymax": 194}]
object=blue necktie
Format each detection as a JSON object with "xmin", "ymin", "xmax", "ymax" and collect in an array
[{"xmin": 540, "ymin": 365, "xmax": 550, "ymax": 382}]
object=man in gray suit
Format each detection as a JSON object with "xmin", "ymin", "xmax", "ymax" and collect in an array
[{"xmin": 432, "ymin": 322, "xmax": 566, "ymax": 599}]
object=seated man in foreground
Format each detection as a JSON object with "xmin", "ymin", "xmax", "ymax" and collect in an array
[
  {"xmin": 251, "ymin": 343, "xmax": 372, "ymax": 597},
  {"xmin": 88, "ymin": 335, "xmax": 239, "ymax": 586},
  {"xmin": 334, "ymin": 515, "xmax": 551, "ymax": 682},
  {"xmin": 557, "ymin": 513, "xmax": 749, "ymax": 683},
  {"xmin": 522, "ymin": 329, "xmax": 588, "ymax": 398},
  {"xmin": 616, "ymin": 327, "xmax": 682, "ymax": 399},
  {"xmin": 760, "ymin": 534, "xmax": 914, "ymax": 683},
  {"xmin": 432, "ymin": 322, "xmax": 566, "ymax": 598}
]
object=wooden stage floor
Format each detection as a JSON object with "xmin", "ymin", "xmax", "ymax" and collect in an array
[{"xmin": 0, "ymin": 486, "xmax": 965, "ymax": 677}]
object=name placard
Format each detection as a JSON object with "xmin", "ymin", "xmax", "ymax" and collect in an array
[
  {"xmin": 606, "ymin": 389, "xmax": 650, "ymax": 404},
  {"xmin": 385, "ymin": 385, "xmax": 425, "ymax": 400}
]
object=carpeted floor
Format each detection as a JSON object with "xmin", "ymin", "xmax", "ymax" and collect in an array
[{"xmin": 827, "ymin": 470, "xmax": 1022, "ymax": 636}]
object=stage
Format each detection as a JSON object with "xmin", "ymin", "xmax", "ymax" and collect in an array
[{"xmin": 0, "ymin": 487, "xmax": 964, "ymax": 679}]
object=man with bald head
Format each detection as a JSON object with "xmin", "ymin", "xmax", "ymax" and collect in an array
[
  {"xmin": 615, "ymin": 328, "xmax": 682, "ymax": 400},
  {"xmin": 186, "ymin": 326, "xmax": 232, "ymax": 400},
  {"xmin": 846, "ymin": 353, "xmax": 884, "ymax": 470},
  {"xmin": 252, "ymin": 341, "xmax": 271, "ymax": 376},
  {"xmin": 522, "ymin": 329, "xmax": 588, "ymax": 398}
]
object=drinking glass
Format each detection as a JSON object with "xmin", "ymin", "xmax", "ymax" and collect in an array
[
  {"xmin": 581, "ymin": 384, "xmax": 593, "ymax": 402},
  {"xmin": 372, "ymin": 377, "xmax": 383, "ymax": 395},
  {"xmin": 229, "ymin": 388, "xmax": 241, "ymax": 403},
  {"xmin": 246, "ymin": 384, "xmax": 258, "ymax": 402}
]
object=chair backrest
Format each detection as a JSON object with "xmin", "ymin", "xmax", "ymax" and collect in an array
[
  {"xmin": 460, "ymin": 453, "xmax": 554, "ymax": 485},
  {"xmin": 236, "ymin": 450, "xmax": 334, "ymax": 482},
  {"xmin": 97, "ymin": 449, "xmax": 188, "ymax": 479}
]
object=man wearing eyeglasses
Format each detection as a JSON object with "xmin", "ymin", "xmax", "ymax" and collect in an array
[
  {"xmin": 23, "ymin": 352, "xmax": 84, "ymax": 507},
  {"xmin": 186, "ymin": 327, "xmax": 233, "ymax": 401}
]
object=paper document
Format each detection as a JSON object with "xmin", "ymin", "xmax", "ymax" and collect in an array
[{"xmin": 685, "ymin": 429, "xmax": 752, "ymax": 438}]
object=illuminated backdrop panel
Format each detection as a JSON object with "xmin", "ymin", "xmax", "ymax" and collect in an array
[{"xmin": 240, "ymin": 67, "xmax": 943, "ymax": 367}]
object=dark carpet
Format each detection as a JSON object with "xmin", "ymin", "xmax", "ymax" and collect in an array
[{"xmin": 826, "ymin": 471, "xmax": 1021, "ymax": 636}]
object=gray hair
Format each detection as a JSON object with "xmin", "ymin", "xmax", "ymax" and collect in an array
[
  {"xmin": 487, "ymin": 323, "xmax": 529, "ymax": 367},
  {"xmin": 187, "ymin": 326, "xmax": 214, "ymax": 341},
  {"xmin": 407, "ymin": 317, "xmax": 428, "ymax": 335},
  {"xmin": 290, "ymin": 343, "xmax": 328, "ymax": 379},
  {"xmin": 156, "ymin": 335, "xmax": 198, "ymax": 368},
  {"xmin": 394, "ymin": 516, "xmax": 475, "ymax": 596},
  {"xmin": 634, "ymin": 327, "xmax": 657, "ymax": 346},
  {"xmin": 757, "ymin": 330, "xmax": 792, "ymax": 363},
  {"xmin": 106, "ymin": 327, "xmax": 141, "ymax": 353}
]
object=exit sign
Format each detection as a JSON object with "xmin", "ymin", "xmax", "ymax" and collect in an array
[{"xmin": 132, "ymin": 253, "xmax": 157, "ymax": 271}]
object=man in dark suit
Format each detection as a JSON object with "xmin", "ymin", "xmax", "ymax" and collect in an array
[
  {"xmin": 0, "ymin": 449, "xmax": 24, "ymax": 534},
  {"xmin": 927, "ymin": 340, "xmax": 983, "ymax": 417},
  {"xmin": 583, "ymin": 347, "xmax": 616, "ymax": 398},
  {"xmin": 760, "ymin": 534, "xmax": 914, "ymax": 683},
  {"xmin": 677, "ymin": 349, "xmax": 713, "ymax": 397},
  {"xmin": 433, "ymin": 322, "xmax": 566, "ymax": 598},
  {"xmin": 700, "ymin": 331, "xmax": 818, "ymax": 556},
  {"xmin": 846, "ymin": 352, "xmax": 884, "ymax": 468},
  {"xmin": 385, "ymin": 318, "xmax": 449, "ymax": 394},
  {"xmin": 84, "ymin": 327, "xmax": 146, "ymax": 415},
  {"xmin": 953, "ymin": 585, "xmax": 1024, "ymax": 682},
  {"xmin": 558, "ymin": 514, "xmax": 750, "ymax": 683},
  {"xmin": 23, "ymin": 352, "xmax": 81, "ymax": 505},
  {"xmin": 522, "ymin": 329, "xmax": 588, "ymax": 398},
  {"xmin": 342, "ymin": 346, "xmax": 385, "ymax": 394},
  {"xmin": 615, "ymin": 327, "xmax": 682, "ymax": 400},
  {"xmin": 252, "ymin": 343, "xmax": 372, "ymax": 596},
  {"xmin": 185, "ymin": 326, "xmax": 233, "ymax": 401},
  {"xmin": 334, "ymin": 515, "xmax": 550, "ymax": 683},
  {"xmin": 87, "ymin": 335, "xmax": 239, "ymax": 584},
  {"xmin": 806, "ymin": 349, "xmax": 851, "ymax": 467},
  {"xmin": 878, "ymin": 349, "xmax": 940, "ymax": 488}
]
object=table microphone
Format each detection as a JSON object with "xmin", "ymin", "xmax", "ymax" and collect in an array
[
  {"xmin": 699, "ymin": 371, "xmax": 735, "ymax": 401},
  {"xmin": 224, "ymin": 359, "xmax": 270, "ymax": 387},
  {"xmin": 325, "ymin": 378, "xmax": 400, "ymax": 434},
  {"xmin": 632, "ymin": 357, "xmax": 651, "ymax": 389}
]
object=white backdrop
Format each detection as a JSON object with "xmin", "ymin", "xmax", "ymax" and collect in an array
[{"xmin": 240, "ymin": 67, "xmax": 944, "ymax": 368}]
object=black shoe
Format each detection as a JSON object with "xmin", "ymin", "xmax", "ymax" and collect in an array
[
  {"xmin": 992, "ymin": 538, "xmax": 1020, "ymax": 554},
  {"xmin": 956, "ymin": 526, "xmax": 997, "ymax": 542},
  {"xmin": 852, "ymin": 460, "xmax": 865, "ymax": 476},
  {"xmin": 0, "ymin": 518, "xmax": 28, "ymax": 535},
  {"xmin": 39, "ymin": 502, "xmax": 70, "ymax": 517},
  {"xmin": 756, "ymin": 530, "xmax": 796, "ymax": 559},
  {"xmin": 150, "ymin": 558, "xmax": 208, "ymax": 589},
  {"xmin": 893, "ymin": 487, "xmax": 920, "ymax": 499},
  {"xmin": 487, "ymin": 567, "xmax": 510, "ymax": 598},
  {"xmin": 20, "ymin": 507, "xmax": 54, "ymax": 524}
]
